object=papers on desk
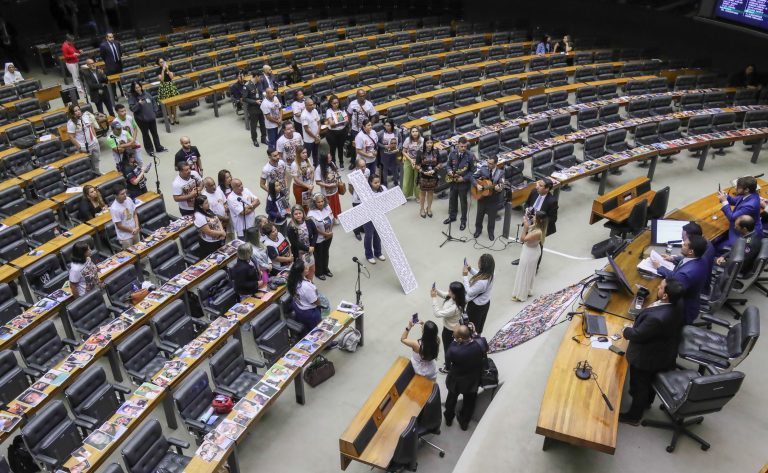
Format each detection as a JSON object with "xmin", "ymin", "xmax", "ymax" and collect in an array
[
  {"xmin": 637, "ymin": 250, "xmax": 674, "ymax": 276},
  {"xmin": 38, "ymin": 134, "xmax": 53, "ymax": 142},
  {"xmin": 590, "ymin": 336, "xmax": 612, "ymax": 349},
  {"xmin": 66, "ymin": 186, "xmax": 83, "ymax": 194}
]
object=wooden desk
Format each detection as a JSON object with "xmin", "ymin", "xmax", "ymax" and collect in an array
[
  {"xmin": 0, "ymin": 265, "xmax": 19, "ymax": 284},
  {"xmin": 0, "ymin": 177, "xmax": 23, "ymax": 192},
  {"xmin": 586, "ymin": 75, "xmax": 658, "ymax": 87},
  {"xmin": 9, "ymin": 224, "xmax": 94, "ymax": 269},
  {"xmin": 535, "ymin": 178, "xmax": 768, "ymax": 454},
  {"xmin": 34, "ymin": 85, "xmax": 62, "ymax": 104},
  {"xmin": 589, "ymin": 177, "xmax": 654, "ymax": 224},
  {"xmin": 401, "ymin": 111, "xmax": 454, "ymax": 129},
  {"xmin": 159, "ymin": 87, "xmax": 216, "ymax": 132},
  {"xmin": 1, "ymin": 199, "xmax": 57, "ymax": 227},
  {"xmin": 339, "ymin": 357, "xmax": 434, "ymax": 470}
]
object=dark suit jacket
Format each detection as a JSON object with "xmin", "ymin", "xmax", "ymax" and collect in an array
[
  {"xmin": 623, "ymin": 303, "xmax": 683, "ymax": 371},
  {"xmin": 231, "ymin": 259, "xmax": 261, "ymax": 295},
  {"xmin": 740, "ymin": 231, "xmax": 762, "ymax": 275},
  {"xmin": 446, "ymin": 339, "xmax": 485, "ymax": 393},
  {"xmin": 81, "ymin": 68, "xmax": 109, "ymax": 95},
  {"xmin": 657, "ymin": 257, "xmax": 709, "ymax": 324},
  {"xmin": 525, "ymin": 189, "xmax": 558, "ymax": 235},
  {"xmin": 98, "ymin": 40, "xmax": 123, "ymax": 74},
  {"xmin": 722, "ymin": 193, "xmax": 764, "ymax": 247},
  {"xmin": 257, "ymin": 74, "xmax": 277, "ymax": 96}
]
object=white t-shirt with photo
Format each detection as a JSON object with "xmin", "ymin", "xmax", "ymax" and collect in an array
[
  {"xmin": 276, "ymin": 132, "xmax": 304, "ymax": 165},
  {"xmin": 260, "ymin": 96, "xmax": 282, "ymax": 129},
  {"xmin": 262, "ymin": 160, "xmax": 288, "ymax": 186},
  {"xmin": 110, "ymin": 198, "xmax": 137, "ymax": 241},
  {"xmin": 194, "ymin": 212, "xmax": 224, "ymax": 243},
  {"xmin": 202, "ymin": 187, "xmax": 228, "ymax": 218},
  {"xmin": 314, "ymin": 165, "xmax": 338, "ymax": 197},
  {"xmin": 300, "ymin": 109, "xmax": 321, "ymax": 143},
  {"xmin": 355, "ymin": 129, "xmax": 378, "ymax": 164},
  {"xmin": 66, "ymin": 114, "xmax": 99, "ymax": 151},
  {"xmin": 171, "ymin": 171, "xmax": 202, "ymax": 211},
  {"xmin": 308, "ymin": 206, "xmax": 334, "ymax": 243}
]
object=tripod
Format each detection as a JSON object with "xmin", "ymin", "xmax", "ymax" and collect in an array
[{"xmin": 440, "ymin": 219, "xmax": 467, "ymax": 248}]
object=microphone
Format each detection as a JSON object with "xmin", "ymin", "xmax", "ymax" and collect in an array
[{"xmin": 352, "ymin": 256, "xmax": 366, "ymax": 267}]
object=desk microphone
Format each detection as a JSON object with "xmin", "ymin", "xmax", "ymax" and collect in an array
[
  {"xmin": 574, "ymin": 360, "xmax": 614, "ymax": 411},
  {"xmin": 352, "ymin": 256, "xmax": 366, "ymax": 268}
]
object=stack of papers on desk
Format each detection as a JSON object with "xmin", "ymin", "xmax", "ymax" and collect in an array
[{"xmin": 637, "ymin": 250, "xmax": 675, "ymax": 275}]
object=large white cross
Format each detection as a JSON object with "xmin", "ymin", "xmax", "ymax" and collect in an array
[{"xmin": 338, "ymin": 170, "xmax": 418, "ymax": 294}]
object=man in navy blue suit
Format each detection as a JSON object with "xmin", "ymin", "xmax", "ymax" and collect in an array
[
  {"xmin": 653, "ymin": 235, "xmax": 709, "ymax": 325},
  {"xmin": 681, "ymin": 221, "xmax": 716, "ymax": 282},
  {"xmin": 717, "ymin": 176, "xmax": 763, "ymax": 251}
]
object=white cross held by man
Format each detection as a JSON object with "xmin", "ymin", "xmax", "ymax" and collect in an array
[{"xmin": 338, "ymin": 170, "xmax": 418, "ymax": 294}]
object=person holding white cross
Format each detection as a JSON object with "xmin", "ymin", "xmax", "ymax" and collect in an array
[{"xmin": 362, "ymin": 174, "xmax": 388, "ymax": 264}]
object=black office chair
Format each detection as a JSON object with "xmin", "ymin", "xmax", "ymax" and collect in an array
[
  {"xmin": 18, "ymin": 319, "xmax": 78, "ymax": 377},
  {"xmin": 196, "ymin": 269, "xmax": 238, "ymax": 319},
  {"xmin": 251, "ymin": 304, "xmax": 291, "ymax": 365},
  {"xmin": 62, "ymin": 156, "xmax": 99, "ymax": 185},
  {"xmin": 2, "ymin": 149, "xmax": 35, "ymax": 176},
  {"xmin": 64, "ymin": 288, "xmax": 122, "ymax": 340},
  {"xmin": 604, "ymin": 200, "xmax": 647, "ymax": 239},
  {"xmin": 103, "ymin": 464, "xmax": 125, "ymax": 473},
  {"xmin": 0, "ymin": 349, "xmax": 32, "ymax": 406},
  {"xmin": 646, "ymin": 186, "xmax": 670, "ymax": 221},
  {"xmin": 416, "ymin": 384, "xmax": 445, "ymax": 458},
  {"xmin": 173, "ymin": 370, "xmax": 223, "ymax": 442},
  {"xmin": 137, "ymin": 199, "xmax": 173, "ymax": 236},
  {"xmin": 699, "ymin": 239, "xmax": 745, "ymax": 319},
  {"xmin": 0, "ymin": 282, "xmax": 31, "ymax": 325},
  {"xmin": 731, "ymin": 239, "xmax": 768, "ymax": 296},
  {"xmin": 151, "ymin": 299, "xmax": 207, "ymax": 352},
  {"xmin": 177, "ymin": 226, "xmax": 201, "ymax": 265},
  {"xmin": 121, "ymin": 419, "xmax": 191, "ymax": 473},
  {"xmin": 21, "ymin": 400, "xmax": 83, "ymax": 470},
  {"xmin": 23, "ymin": 253, "xmax": 70, "ymax": 298},
  {"xmin": 0, "ymin": 225, "xmax": 29, "ymax": 263},
  {"xmin": 678, "ymin": 306, "xmax": 759, "ymax": 373},
  {"xmin": 642, "ymin": 368, "xmax": 745, "ymax": 452},
  {"xmin": 0, "ymin": 185, "xmax": 30, "ymax": 217},
  {"xmin": 22, "ymin": 209, "xmax": 62, "ymax": 246},
  {"xmin": 64, "ymin": 365, "xmax": 131, "ymax": 432},
  {"xmin": 147, "ymin": 240, "xmax": 187, "ymax": 283},
  {"xmin": 104, "ymin": 265, "xmax": 142, "ymax": 310},
  {"xmin": 387, "ymin": 416, "xmax": 418, "ymax": 472},
  {"xmin": 116, "ymin": 325, "xmax": 173, "ymax": 384},
  {"xmin": 32, "ymin": 140, "xmax": 66, "ymax": 167},
  {"xmin": 209, "ymin": 338, "xmax": 264, "ymax": 399}
]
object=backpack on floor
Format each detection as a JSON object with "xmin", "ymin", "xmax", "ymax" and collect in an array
[
  {"xmin": 338, "ymin": 327, "xmax": 361, "ymax": 352},
  {"xmin": 8, "ymin": 435, "xmax": 40, "ymax": 473}
]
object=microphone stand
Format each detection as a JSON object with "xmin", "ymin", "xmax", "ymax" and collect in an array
[
  {"xmin": 353, "ymin": 259, "xmax": 364, "ymax": 306},
  {"xmin": 152, "ymin": 152, "xmax": 161, "ymax": 194},
  {"xmin": 440, "ymin": 218, "xmax": 467, "ymax": 248}
]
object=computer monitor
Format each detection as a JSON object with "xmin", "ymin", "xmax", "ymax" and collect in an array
[
  {"xmin": 607, "ymin": 254, "xmax": 634, "ymax": 295},
  {"xmin": 651, "ymin": 219, "xmax": 687, "ymax": 245}
]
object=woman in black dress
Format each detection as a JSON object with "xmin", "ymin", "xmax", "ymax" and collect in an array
[
  {"xmin": 156, "ymin": 57, "xmax": 179, "ymax": 125},
  {"xmin": 415, "ymin": 138, "xmax": 441, "ymax": 218},
  {"xmin": 78, "ymin": 184, "xmax": 107, "ymax": 221}
]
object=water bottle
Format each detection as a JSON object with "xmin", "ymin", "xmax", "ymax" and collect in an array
[
  {"xmin": 665, "ymin": 243, "xmax": 673, "ymax": 256},
  {"xmin": 132, "ymin": 282, "xmax": 139, "ymax": 293}
]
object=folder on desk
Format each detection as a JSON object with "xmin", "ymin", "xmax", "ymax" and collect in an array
[{"xmin": 637, "ymin": 250, "xmax": 674, "ymax": 276}]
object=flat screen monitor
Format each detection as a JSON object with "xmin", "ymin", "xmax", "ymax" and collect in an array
[
  {"xmin": 714, "ymin": 0, "xmax": 768, "ymax": 31},
  {"xmin": 651, "ymin": 219, "xmax": 687, "ymax": 245},
  {"xmin": 607, "ymin": 254, "xmax": 634, "ymax": 296}
]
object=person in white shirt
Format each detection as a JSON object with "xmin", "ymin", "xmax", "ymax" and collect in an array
[
  {"xmin": 300, "ymin": 98, "xmax": 321, "ymax": 166},
  {"xmin": 107, "ymin": 120, "xmax": 143, "ymax": 170},
  {"xmin": 291, "ymin": 89, "xmax": 306, "ymax": 132},
  {"xmin": 172, "ymin": 162, "xmax": 202, "ymax": 216},
  {"xmin": 355, "ymin": 119, "xmax": 378, "ymax": 176},
  {"xmin": 227, "ymin": 178, "xmax": 260, "ymax": 238},
  {"xmin": 290, "ymin": 147, "xmax": 314, "ymax": 209},
  {"xmin": 276, "ymin": 121, "xmax": 304, "ymax": 191},
  {"xmin": 201, "ymin": 177, "xmax": 230, "ymax": 232},
  {"xmin": 261, "ymin": 221, "xmax": 293, "ymax": 271},
  {"xmin": 114, "ymin": 103, "xmax": 139, "ymax": 139},
  {"xmin": 3, "ymin": 62, "xmax": 23, "ymax": 85},
  {"xmin": 462, "ymin": 254, "xmax": 496, "ymax": 335},
  {"xmin": 325, "ymin": 95, "xmax": 349, "ymax": 168},
  {"xmin": 349, "ymin": 158, "xmax": 370, "ymax": 240},
  {"xmin": 286, "ymin": 258, "xmax": 321, "ymax": 337},
  {"xmin": 193, "ymin": 194, "xmax": 226, "ymax": 258},
  {"xmin": 260, "ymin": 87, "xmax": 282, "ymax": 149},
  {"xmin": 346, "ymin": 89, "xmax": 378, "ymax": 169},
  {"xmin": 260, "ymin": 148, "xmax": 288, "ymax": 193},
  {"xmin": 66, "ymin": 104, "xmax": 101, "ymax": 171},
  {"xmin": 307, "ymin": 193, "xmax": 335, "ymax": 279},
  {"xmin": 109, "ymin": 184, "xmax": 140, "ymax": 248}
]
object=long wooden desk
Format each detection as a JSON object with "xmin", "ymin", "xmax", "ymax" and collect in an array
[
  {"xmin": 535, "ymin": 178, "xmax": 768, "ymax": 454},
  {"xmin": 339, "ymin": 357, "xmax": 434, "ymax": 471},
  {"xmin": 589, "ymin": 177, "xmax": 655, "ymax": 224}
]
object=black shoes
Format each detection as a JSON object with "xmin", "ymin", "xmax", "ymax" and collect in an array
[
  {"xmin": 459, "ymin": 222, "xmax": 466, "ymax": 231},
  {"xmin": 443, "ymin": 415, "xmax": 453, "ymax": 427},
  {"xmin": 156, "ymin": 146, "xmax": 168, "ymax": 152},
  {"xmin": 317, "ymin": 274, "xmax": 326, "ymax": 280},
  {"xmin": 618, "ymin": 413, "xmax": 641, "ymax": 426},
  {"xmin": 489, "ymin": 233, "xmax": 495, "ymax": 241},
  {"xmin": 325, "ymin": 270, "xmax": 333, "ymax": 277},
  {"xmin": 348, "ymin": 162, "xmax": 355, "ymax": 170},
  {"xmin": 459, "ymin": 421, "xmax": 469, "ymax": 431},
  {"xmin": 511, "ymin": 259, "xmax": 520, "ymax": 265},
  {"xmin": 443, "ymin": 217, "xmax": 455, "ymax": 225},
  {"xmin": 253, "ymin": 141, "xmax": 260, "ymax": 147},
  {"xmin": 473, "ymin": 230, "xmax": 481, "ymax": 239},
  {"xmin": 260, "ymin": 137, "xmax": 268, "ymax": 145},
  {"xmin": 354, "ymin": 233, "xmax": 362, "ymax": 241}
]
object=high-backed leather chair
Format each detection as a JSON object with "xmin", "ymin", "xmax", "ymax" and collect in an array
[
  {"xmin": 209, "ymin": 338, "xmax": 264, "ymax": 399},
  {"xmin": 21, "ymin": 209, "xmax": 61, "ymax": 245},
  {"xmin": 64, "ymin": 365, "xmax": 130, "ymax": 431},
  {"xmin": 151, "ymin": 300, "xmax": 207, "ymax": 352},
  {"xmin": 116, "ymin": 325, "xmax": 171, "ymax": 383},
  {"xmin": 2, "ymin": 149, "xmax": 35, "ymax": 175},
  {"xmin": 0, "ymin": 349, "xmax": 32, "ymax": 405},
  {"xmin": 121, "ymin": 419, "xmax": 191, "ymax": 473},
  {"xmin": 137, "ymin": 199, "xmax": 172, "ymax": 236},
  {"xmin": 196, "ymin": 269, "xmax": 237, "ymax": 319},
  {"xmin": 604, "ymin": 200, "xmax": 647, "ymax": 239},
  {"xmin": 62, "ymin": 156, "xmax": 98, "ymax": 185},
  {"xmin": 0, "ymin": 225, "xmax": 28, "ymax": 263},
  {"xmin": 21, "ymin": 400, "xmax": 83, "ymax": 469},
  {"xmin": 32, "ymin": 140, "xmax": 66, "ymax": 166},
  {"xmin": 31, "ymin": 170, "xmax": 67, "ymax": 200},
  {"xmin": 147, "ymin": 240, "xmax": 186, "ymax": 283},
  {"xmin": 678, "ymin": 306, "xmax": 759, "ymax": 372},
  {"xmin": 251, "ymin": 304, "xmax": 290, "ymax": 364},
  {"xmin": 642, "ymin": 368, "xmax": 745, "ymax": 452},
  {"xmin": 0, "ymin": 282, "xmax": 30, "ymax": 324},
  {"xmin": 104, "ymin": 265, "xmax": 141, "ymax": 310},
  {"xmin": 178, "ymin": 226, "xmax": 200, "ymax": 265},
  {"xmin": 387, "ymin": 416, "xmax": 418, "ymax": 471},
  {"xmin": 0, "ymin": 185, "xmax": 29, "ymax": 217},
  {"xmin": 498, "ymin": 126, "xmax": 524, "ymax": 152},
  {"xmin": 18, "ymin": 320, "xmax": 78, "ymax": 377},
  {"xmin": 646, "ymin": 186, "xmax": 670, "ymax": 221},
  {"xmin": 23, "ymin": 254, "xmax": 70, "ymax": 297},
  {"xmin": 64, "ymin": 288, "xmax": 121, "ymax": 340},
  {"xmin": 173, "ymin": 370, "xmax": 222, "ymax": 441},
  {"xmin": 416, "ymin": 384, "xmax": 445, "ymax": 457}
]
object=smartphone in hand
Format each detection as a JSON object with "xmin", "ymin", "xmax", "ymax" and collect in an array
[
  {"xmin": 432, "ymin": 282, "xmax": 436, "ymax": 290},
  {"xmin": 463, "ymin": 257, "xmax": 468, "ymax": 266},
  {"xmin": 411, "ymin": 313, "xmax": 419, "ymax": 323}
]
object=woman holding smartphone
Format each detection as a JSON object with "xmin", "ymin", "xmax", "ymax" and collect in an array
[
  {"xmin": 431, "ymin": 281, "xmax": 466, "ymax": 373},
  {"xmin": 400, "ymin": 317, "xmax": 439, "ymax": 380},
  {"xmin": 463, "ymin": 254, "xmax": 495, "ymax": 334}
]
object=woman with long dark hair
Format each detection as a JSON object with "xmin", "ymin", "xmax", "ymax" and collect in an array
[
  {"xmin": 265, "ymin": 180, "xmax": 290, "ymax": 234},
  {"xmin": 378, "ymin": 119, "xmax": 400, "ymax": 188},
  {"xmin": 120, "ymin": 149, "xmax": 148, "ymax": 199},
  {"xmin": 314, "ymin": 152, "xmax": 342, "ymax": 219},
  {"xmin": 416, "ymin": 137, "xmax": 440, "ymax": 218},
  {"xmin": 511, "ymin": 211, "xmax": 548, "ymax": 302},
  {"xmin": 291, "ymin": 147, "xmax": 314, "ymax": 210},
  {"xmin": 431, "ymin": 281, "xmax": 466, "ymax": 373},
  {"xmin": 325, "ymin": 95, "xmax": 349, "ymax": 168},
  {"xmin": 193, "ymin": 195, "xmax": 226, "ymax": 258},
  {"xmin": 287, "ymin": 258, "xmax": 321, "ymax": 337},
  {"xmin": 69, "ymin": 240, "xmax": 100, "ymax": 298},
  {"xmin": 79, "ymin": 184, "xmax": 107, "ymax": 221},
  {"xmin": 217, "ymin": 169, "xmax": 233, "ymax": 198},
  {"xmin": 286, "ymin": 205, "xmax": 317, "ymax": 280},
  {"xmin": 401, "ymin": 319, "xmax": 440, "ymax": 380},
  {"xmin": 463, "ymin": 253, "xmax": 495, "ymax": 334},
  {"xmin": 156, "ymin": 57, "xmax": 179, "ymax": 124},
  {"xmin": 128, "ymin": 81, "xmax": 166, "ymax": 156}
]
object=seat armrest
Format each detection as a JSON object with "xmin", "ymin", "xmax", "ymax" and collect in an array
[
  {"xmin": 106, "ymin": 305, "xmax": 123, "ymax": 316},
  {"xmin": 140, "ymin": 228, "xmax": 154, "ymax": 237},
  {"xmin": 75, "ymin": 326, "xmax": 94, "ymax": 340},
  {"xmin": 698, "ymin": 345, "xmax": 731, "ymax": 360},
  {"xmin": 27, "ymin": 238, "xmax": 44, "ymax": 248},
  {"xmin": 158, "ymin": 341, "xmax": 180, "ymax": 354},
  {"xmin": 214, "ymin": 385, "xmax": 240, "ymax": 398},
  {"xmin": 244, "ymin": 357, "xmax": 266, "ymax": 371},
  {"xmin": 183, "ymin": 418, "xmax": 207, "ymax": 433},
  {"xmin": 126, "ymin": 368, "xmax": 148, "ymax": 383},
  {"xmin": 192, "ymin": 318, "xmax": 211, "ymax": 330},
  {"xmin": 701, "ymin": 364, "xmax": 720, "ymax": 375},
  {"xmin": 285, "ymin": 319, "xmax": 305, "ymax": 335},
  {"xmin": 17, "ymin": 300, "xmax": 32, "ymax": 309},
  {"xmin": 256, "ymin": 343, "xmax": 277, "ymax": 356},
  {"xmin": 62, "ymin": 337, "xmax": 79, "ymax": 348},
  {"xmin": 35, "ymin": 453, "xmax": 60, "ymax": 468},
  {"xmin": 167, "ymin": 437, "xmax": 190, "ymax": 454},
  {"xmin": 74, "ymin": 414, "xmax": 99, "ymax": 431},
  {"xmin": 111, "ymin": 383, "xmax": 133, "ymax": 399},
  {"xmin": 700, "ymin": 314, "xmax": 732, "ymax": 328},
  {"xmin": 109, "ymin": 300, "xmax": 130, "ymax": 311},
  {"xmin": 23, "ymin": 366, "xmax": 42, "ymax": 378}
]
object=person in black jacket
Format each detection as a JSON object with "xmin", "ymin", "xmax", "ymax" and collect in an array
[
  {"xmin": 81, "ymin": 58, "xmax": 114, "ymax": 115},
  {"xmin": 444, "ymin": 325, "xmax": 486, "ymax": 430},
  {"xmin": 243, "ymin": 72, "xmax": 266, "ymax": 147},
  {"xmin": 128, "ymin": 81, "xmax": 166, "ymax": 156},
  {"xmin": 98, "ymin": 32, "xmax": 123, "ymax": 98},
  {"xmin": 286, "ymin": 205, "xmax": 317, "ymax": 261},
  {"xmin": 619, "ymin": 278, "xmax": 685, "ymax": 425},
  {"xmin": 231, "ymin": 243, "xmax": 265, "ymax": 297},
  {"xmin": 442, "ymin": 137, "xmax": 475, "ymax": 231}
]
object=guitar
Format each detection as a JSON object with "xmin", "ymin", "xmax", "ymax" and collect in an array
[{"xmin": 471, "ymin": 179, "xmax": 511, "ymax": 200}]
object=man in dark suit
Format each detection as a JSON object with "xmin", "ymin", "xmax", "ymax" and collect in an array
[
  {"xmin": 444, "ymin": 325, "xmax": 486, "ymax": 430},
  {"xmin": 243, "ymin": 71, "xmax": 265, "ymax": 147},
  {"xmin": 715, "ymin": 215, "xmax": 761, "ymax": 275},
  {"xmin": 619, "ymin": 278, "xmax": 685, "ymax": 425},
  {"xmin": 681, "ymin": 221, "xmax": 716, "ymax": 280},
  {"xmin": 98, "ymin": 32, "xmax": 123, "ymax": 98},
  {"xmin": 654, "ymin": 234, "xmax": 709, "ymax": 325},
  {"xmin": 256, "ymin": 64, "xmax": 277, "ymax": 97},
  {"xmin": 442, "ymin": 137, "xmax": 475, "ymax": 231},
  {"xmin": 717, "ymin": 175, "xmax": 763, "ymax": 252},
  {"xmin": 81, "ymin": 58, "xmax": 114, "ymax": 116},
  {"xmin": 512, "ymin": 178, "xmax": 558, "ymax": 265},
  {"xmin": 471, "ymin": 155, "xmax": 505, "ymax": 241}
]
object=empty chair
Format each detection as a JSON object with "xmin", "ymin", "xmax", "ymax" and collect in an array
[
  {"xmin": 174, "ymin": 370, "xmax": 222, "ymax": 441},
  {"xmin": 251, "ymin": 304, "xmax": 291, "ymax": 364},
  {"xmin": 0, "ymin": 348, "xmax": 31, "ymax": 405},
  {"xmin": 598, "ymin": 83, "xmax": 618, "ymax": 100},
  {"xmin": 460, "ymin": 68, "xmax": 481, "ymax": 84},
  {"xmin": 547, "ymin": 90, "xmax": 569, "ymax": 109},
  {"xmin": 598, "ymin": 103, "xmax": 621, "ymax": 125},
  {"xmin": 574, "ymin": 67, "xmax": 596, "ymax": 83},
  {"xmin": 704, "ymin": 91, "xmax": 728, "ymax": 108},
  {"xmin": 627, "ymin": 98, "xmax": 650, "ymax": 118},
  {"xmin": 343, "ymin": 55, "xmax": 361, "ymax": 71},
  {"xmin": 481, "ymin": 82, "xmax": 501, "ymax": 100},
  {"xmin": 41, "ymin": 111, "xmax": 69, "ymax": 133},
  {"xmin": 575, "ymin": 51, "xmax": 594, "ymax": 65},
  {"xmin": 22, "ymin": 401, "xmax": 83, "ymax": 470},
  {"xmin": 477, "ymin": 133, "xmax": 500, "ymax": 160},
  {"xmin": 526, "ymin": 73, "xmax": 546, "ymax": 90},
  {"xmin": 64, "ymin": 288, "xmax": 120, "ymax": 340},
  {"xmin": 606, "ymin": 129, "xmax": 630, "ymax": 153},
  {"xmin": 712, "ymin": 112, "xmax": 737, "ymax": 154},
  {"xmin": 18, "ymin": 320, "xmax": 77, "ymax": 377},
  {"xmin": 104, "ymin": 265, "xmax": 141, "ymax": 310},
  {"xmin": 578, "ymin": 108, "xmax": 600, "ymax": 129},
  {"xmin": 423, "ymin": 56, "xmax": 444, "ymax": 72},
  {"xmin": 531, "ymin": 149, "xmax": 556, "ymax": 179},
  {"xmin": 406, "ymin": 99, "xmax": 429, "ymax": 121},
  {"xmin": 32, "ymin": 140, "xmax": 66, "ymax": 166},
  {"xmin": 357, "ymin": 68, "xmax": 379, "ymax": 86},
  {"xmin": 479, "ymin": 106, "xmax": 501, "ymax": 126},
  {"xmin": 650, "ymin": 96, "xmax": 674, "ymax": 116},
  {"xmin": 500, "ymin": 77, "xmax": 522, "ymax": 96},
  {"xmin": 440, "ymin": 70, "xmax": 460, "ymax": 87},
  {"xmin": 527, "ymin": 118, "xmax": 550, "ymax": 143},
  {"xmin": 529, "ymin": 56, "xmax": 548, "ymax": 71},
  {"xmin": 454, "ymin": 112, "xmax": 476, "ymax": 134},
  {"xmin": 674, "ymin": 75, "xmax": 697, "ymax": 90},
  {"xmin": 0, "ymin": 225, "xmax": 28, "ymax": 262},
  {"xmin": 395, "ymin": 79, "xmax": 415, "ymax": 98},
  {"xmin": 455, "ymin": 87, "xmax": 477, "ymax": 106},
  {"xmin": 23, "ymin": 253, "xmax": 69, "ymax": 297},
  {"xmin": 137, "ymin": 199, "xmax": 172, "ymax": 235},
  {"xmin": 502, "ymin": 99, "xmax": 524, "ymax": 119},
  {"xmin": 31, "ymin": 170, "xmax": 67, "ymax": 200},
  {"xmin": 547, "ymin": 71, "xmax": 568, "ymax": 87},
  {"xmin": 485, "ymin": 63, "xmax": 505, "ymax": 78},
  {"xmin": 583, "ymin": 134, "xmax": 608, "ymax": 161},
  {"xmin": 734, "ymin": 89, "xmax": 758, "ymax": 106},
  {"xmin": 0, "ymin": 86, "xmax": 18, "ymax": 104},
  {"xmin": 430, "ymin": 118, "xmax": 452, "ymax": 141},
  {"xmin": 505, "ymin": 60, "xmax": 525, "ymax": 74},
  {"xmin": 386, "ymin": 48, "xmax": 405, "ymax": 62},
  {"xmin": 387, "ymin": 104, "xmax": 407, "ymax": 126},
  {"xmin": 379, "ymin": 65, "xmax": 399, "ymax": 82},
  {"xmin": 743, "ymin": 110, "xmax": 768, "ymax": 149},
  {"xmin": 634, "ymin": 123, "xmax": 659, "ymax": 146},
  {"xmin": 121, "ymin": 419, "xmax": 191, "ymax": 473},
  {"xmin": 646, "ymin": 186, "xmax": 671, "ymax": 221},
  {"xmin": 402, "ymin": 59, "xmax": 423, "ymax": 76},
  {"xmin": 445, "ymin": 52, "xmax": 465, "ymax": 67},
  {"xmin": 388, "ymin": 416, "xmax": 419, "ymax": 471},
  {"xmin": 624, "ymin": 80, "xmax": 648, "ymax": 96},
  {"xmin": 595, "ymin": 64, "xmax": 615, "ymax": 80},
  {"xmin": 147, "ymin": 240, "xmax": 186, "ymax": 283},
  {"xmin": 527, "ymin": 94, "xmax": 548, "ymax": 114},
  {"xmin": 22, "ymin": 209, "xmax": 61, "ymax": 245},
  {"xmin": 499, "ymin": 126, "xmax": 524, "ymax": 151},
  {"xmin": 117, "ymin": 325, "xmax": 172, "ymax": 383},
  {"xmin": 549, "ymin": 113, "xmax": 574, "ymax": 136},
  {"xmin": 648, "ymin": 77, "xmax": 668, "ymax": 93},
  {"xmin": 658, "ymin": 119, "xmax": 682, "ymax": 140},
  {"xmin": 680, "ymin": 93, "xmax": 704, "ymax": 111},
  {"xmin": 604, "ymin": 199, "xmax": 647, "ymax": 238},
  {"xmin": 4, "ymin": 122, "xmax": 35, "ymax": 148},
  {"xmin": 0, "ymin": 185, "xmax": 29, "ymax": 217},
  {"xmin": 0, "ymin": 282, "xmax": 30, "ymax": 325},
  {"xmin": 152, "ymin": 299, "xmax": 206, "ymax": 351},
  {"xmin": 686, "ymin": 114, "xmax": 713, "ymax": 152},
  {"xmin": 65, "ymin": 365, "xmax": 130, "ymax": 431},
  {"xmin": 2, "ymin": 149, "xmax": 35, "ymax": 175},
  {"xmin": 14, "ymin": 98, "xmax": 43, "ymax": 119},
  {"xmin": 553, "ymin": 143, "xmax": 578, "ymax": 169},
  {"xmin": 210, "ymin": 338, "xmax": 264, "ymax": 399},
  {"xmin": 62, "ymin": 156, "xmax": 98, "ymax": 185},
  {"xmin": 415, "ymin": 76, "xmax": 435, "ymax": 94}
]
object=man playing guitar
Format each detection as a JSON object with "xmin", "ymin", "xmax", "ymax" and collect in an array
[
  {"xmin": 471, "ymin": 155, "xmax": 505, "ymax": 240},
  {"xmin": 443, "ymin": 137, "xmax": 475, "ymax": 231}
]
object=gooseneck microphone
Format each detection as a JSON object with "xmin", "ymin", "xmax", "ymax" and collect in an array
[{"xmin": 574, "ymin": 360, "xmax": 614, "ymax": 411}]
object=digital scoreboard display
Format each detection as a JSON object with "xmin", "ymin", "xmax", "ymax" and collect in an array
[{"xmin": 715, "ymin": 0, "xmax": 768, "ymax": 30}]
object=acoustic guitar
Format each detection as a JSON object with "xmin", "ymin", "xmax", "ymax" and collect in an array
[{"xmin": 471, "ymin": 179, "xmax": 510, "ymax": 200}]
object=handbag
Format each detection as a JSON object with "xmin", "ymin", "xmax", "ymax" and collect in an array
[
  {"xmin": 303, "ymin": 355, "xmax": 335, "ymax": 387},
  {"xmin": 130, "ymin": 288, "xmax": 149, "ymax": 304},
  {"xmin": 212, "ymin": 394, "xmax": 234, "ymax": 414},
  {"xmin": 337, "ymin": 180, "xmax": 347, "ymax": 195},
  {"xmin": 475, "ymin": 338, "xmax": 498, "ymax": 388}
]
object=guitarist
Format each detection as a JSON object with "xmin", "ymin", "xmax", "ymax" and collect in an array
[
  {"xmin": 472, "ymin": 155, "xmax": 505, "ymax": 240},
  {"xmin": 442, "ymin": 137, "xmax": 475, "ymax": 231}
]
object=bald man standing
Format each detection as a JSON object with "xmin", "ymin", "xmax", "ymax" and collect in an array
[
  {"xmin": 260, "ymin": 87, "xmax": 282, "ymax": 149},
  {"xmin": 174, "ymin": 136, "xmax": 203, "ymax": 174}
]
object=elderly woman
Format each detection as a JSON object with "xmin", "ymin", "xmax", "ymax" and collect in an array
[
  {"xmin": 231, "ymin": 243, "xmax": 266, "ymax": 297},
  {"xmin": 3, "ymin": 63, "xmax": 23, "ymax": 85},
  {"xmin": 286, "ymin": 259, "xmax": 321, "ymax": 337}
]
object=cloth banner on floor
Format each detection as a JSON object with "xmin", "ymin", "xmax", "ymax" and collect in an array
[{"xmin": 488, "ymin": 284, "xmax": 583, "ymax": 353}]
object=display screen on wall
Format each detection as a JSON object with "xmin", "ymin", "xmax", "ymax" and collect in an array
[{"xmin": 715, "ymin": 0, "xmax": 768, "ymax": 30}]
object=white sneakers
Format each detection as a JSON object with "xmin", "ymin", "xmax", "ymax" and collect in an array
[
  {"xmin": 367, "ymin": 258, "xmax": 376, "ymax": 264},
  {"xmin": 377, "ymin": 255, "xmax": 386, "ymax": 261},
  {"xmin": 367, "ymin": 256, "xmax": 386, "ymax": 264}
]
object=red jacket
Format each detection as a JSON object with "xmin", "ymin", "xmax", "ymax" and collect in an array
[{"xmin": 62, "ymin": 41, "xmax": 80, "ymax": 64}]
